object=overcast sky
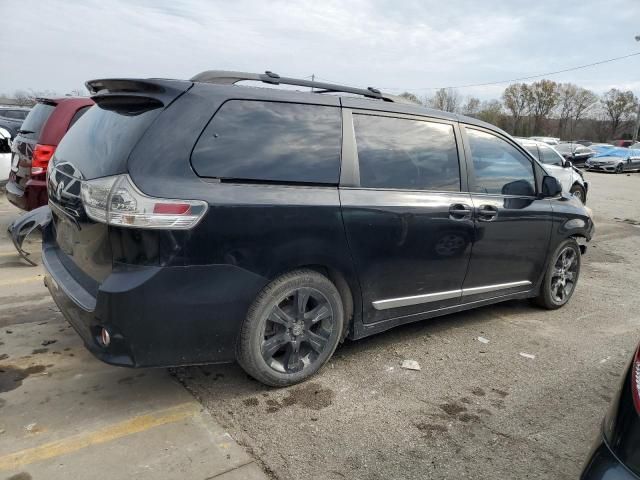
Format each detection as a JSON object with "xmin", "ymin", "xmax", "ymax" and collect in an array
[{"xmin": 1, "ymin": 0, "xmax": 639, "ymax": 100}]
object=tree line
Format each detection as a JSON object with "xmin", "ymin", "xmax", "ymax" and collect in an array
[{"xmin": 399, "ymin": 80, "xmax": 639, "ymax": 141}]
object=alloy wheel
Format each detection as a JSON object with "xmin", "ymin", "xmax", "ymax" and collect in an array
[
  {"xmin": 550, "ymin": 247, "xmax": 578, "ymax": 304},
  {"xmin": 261, "ymin": 287, "xmax": 335, "ymax": 374}
]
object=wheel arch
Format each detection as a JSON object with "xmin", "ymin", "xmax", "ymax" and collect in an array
[{"xmin": 272, "ymin": 263, "xmax": 358, "ymax": 342}]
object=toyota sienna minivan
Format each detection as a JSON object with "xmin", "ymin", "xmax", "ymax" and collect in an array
[{"xmin": 39, "ymin": 71, "xmax": 594, "ymax": 386}]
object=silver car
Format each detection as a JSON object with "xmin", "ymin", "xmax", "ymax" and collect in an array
[
  {"xmin": 585, "ymin": 147, "xmax": 640, "ymax": 174},
  {"xmin": 515, "ymin": 138, "xmax": 589, "ymax": 203}
]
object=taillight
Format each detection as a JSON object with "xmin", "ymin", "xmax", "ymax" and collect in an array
[
  {"xmin": 31, "ymin": 144, "xmax": 56, "ymax": 175},
  {"xmin": 80, "ymin": 174, "xmax": 207, "ymax": 230},
  {"xmin": 632, "ymin": 345, "xmax": 640, "ymax": 414}
]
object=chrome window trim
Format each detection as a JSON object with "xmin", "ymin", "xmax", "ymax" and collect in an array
[{"xmin": 372, "ymin": 280, "xmax": 532, "ymax": 310}]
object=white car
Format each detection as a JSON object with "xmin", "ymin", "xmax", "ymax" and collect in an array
[
  {"xmin": 0, "ymin": 127, "xmax": 11, "ymax": 182},
  {"xmin": 515, "ymin": 138, "xmax": 589, "ymax": 203}
]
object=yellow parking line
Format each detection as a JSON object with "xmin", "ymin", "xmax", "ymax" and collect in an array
[
  {"xmin": 0, "ymin": 276, "xmax": 43, "ymax": 287},
  {"xmin": 0, "ymin": 402, "xmax": 199, "ymax": 471}
]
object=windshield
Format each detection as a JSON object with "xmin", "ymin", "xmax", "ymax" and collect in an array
[
  {"xmin": 538, "ymin": 145, "xmax": 565, "ymax": 166},
  {"xmin": 19, "ymin": 102, "xmax": 55, "ymax": 138}
]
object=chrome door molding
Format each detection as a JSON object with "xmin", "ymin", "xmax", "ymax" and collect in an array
[
  {"xmin": 372, "ymin": 289, "xmax": 461, "ymax": 310},
  {"xmin": 372, "ymin": 280, "xmax": 532, "ymax": 311}
]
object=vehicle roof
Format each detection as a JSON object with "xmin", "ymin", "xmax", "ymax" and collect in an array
[
  {"xmin": 0, "ymin": 105, "xmax": 30, "ymax": 110},
  {"xmin": 513, "ymin": 138, "xmax": 550, "ymax": 147}
]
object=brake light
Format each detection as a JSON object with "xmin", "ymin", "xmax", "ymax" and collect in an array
[
  {"xmin": 632, "ymin": 345, "xmax": 640, "ymax": 414},
  {"xmin": 31, "ymin": 144, "xmax": 56, "ymax": 175},
  {"xmin": 80, "ymin": 174, "xmax": 207, "ymax": 230}
]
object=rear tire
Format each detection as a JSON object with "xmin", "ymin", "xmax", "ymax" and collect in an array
[
  {"xmin": 569, "ymin": 184, "xmax": 586, "ymax": 204},
  {"xmin": 237, "ymin": 269, "xmax": 344, "ymax": 387},
  {"xmin": 534, "ymin": 238, "xmax": 581, "ymax": 310}
]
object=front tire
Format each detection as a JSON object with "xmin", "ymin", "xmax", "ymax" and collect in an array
[
  {"xmin": 615, "ymin": 164, "xmax": 623, "ymax": 174},
  {"xmin": 535, "ymin": 238, "xmax": 581, "ymax": 310},
  {"xmin": 237, "ymin": 269, "xmax": 344, "ymax": 387}
]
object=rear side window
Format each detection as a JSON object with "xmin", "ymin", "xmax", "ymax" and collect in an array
[
  {"xmin": 353, "ymin": 114, "xmax": 460, "ymax": 191},
  {"xmin": 191, "ymin": 100, "xmax": 342, "ymax": 184},
  {"xmin": 467, "ymin": 128, "xmax": 535, "ymax": 196},
  {"xmin": 19, "ymin": 103, "xmax": 55, "ymax": 138}
]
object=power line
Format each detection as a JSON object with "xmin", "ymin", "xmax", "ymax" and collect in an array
[{"xmin": 317, "ymin": 51, "xmax": 640, "ymax": 92}]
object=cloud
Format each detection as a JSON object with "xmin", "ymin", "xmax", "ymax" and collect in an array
[{"xmin": 0, "ymin": 0, "xmax": 638, "ymax": 99}]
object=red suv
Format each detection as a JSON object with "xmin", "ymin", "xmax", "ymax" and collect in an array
[{"xmin": 6, "ymin": 97, "xmax": 94, "ymax": 210}]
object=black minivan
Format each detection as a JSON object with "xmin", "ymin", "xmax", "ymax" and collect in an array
[{"xmin": 40, "ymin": 71, "xmax": 594, "ymax": 386}]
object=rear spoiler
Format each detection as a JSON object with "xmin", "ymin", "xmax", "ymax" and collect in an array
[{"xmin": 85, "ymin": 78, "xmax": 192, "ymax": 113}]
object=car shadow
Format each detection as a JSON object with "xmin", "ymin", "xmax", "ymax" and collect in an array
[{"xmin": 176, "ymin": 298, "xmax": 538, "ymax": 395}]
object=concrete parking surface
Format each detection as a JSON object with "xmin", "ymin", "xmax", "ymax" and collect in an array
[
  {"xmin": 1, "ymin": 171, "xmax": 638, "ymax": 480},
  {"xmin": 178, "ymin": 171, "xmax": 640, "ymax": 480},
  {"xmin": 0, "ymin": 200, "xmax": 267, "ymax": 480}
]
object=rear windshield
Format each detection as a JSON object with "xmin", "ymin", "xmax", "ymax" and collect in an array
[
  {"xmin": 53, "ymin": 104, "xmax": 162, "ymax": 180},
  {"xmin": 19, "ymin": 103, "xmax": 55, "ymax": 138},
  {"xmin": 191, "ymin": 100, "xmax": 342, "ymax": 184}
]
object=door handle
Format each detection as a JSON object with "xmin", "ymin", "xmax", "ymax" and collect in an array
[
  {"xmin": 449, "ymin": 203, "xmax": 472, "ymax": 220},
  {"xmin": 477, "ymin": 205, "xmax": 498, "ymax": 221}
]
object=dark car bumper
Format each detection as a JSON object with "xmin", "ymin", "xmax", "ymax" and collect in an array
[
  {"xmin": 581, "ymin": 435, "xmax": 639, "ymax": 480},
  {"xmin": 42, "ymin": 239, "xmax": 268, "ymax": 368},
  {"xmin": 6, "ymin": 176, "xmax": 47, "ymax": 211}
]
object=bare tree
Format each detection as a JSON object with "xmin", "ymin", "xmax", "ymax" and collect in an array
[
  {"xmin": 13, "ymin": 90, "xmax": 35, "ymax": 107},
  {"xmin": 429, "ymin": 88, "xmax": 460, "ymax": 113},
  {"xmin": 555, "ymin": 84, "xmax": 598, "ymax": 139},
  {"xmin": 571, "ymin": 87, "xmax": 598, "ymax": 136},
  {"xmin": 476, "ymin": 100, "xmax": 503, "ymax": 126},
  {"xmin": 528, "ymin": 80, "xmax": 559, "ymax": 135},
  {"xmin": 555, "ymin": 83, "xmax": 578, "ymax": 139},
  {"xmin": 602, "ymin": 88, "xmax": 638, "ymax": 138},
  {"xmin": 462, "ymin": 97, "xmax": 480, "ymax": 116},
  {"xmin": 502, "ymin": 83, "xmax": 531, "ymax": 136},
  {"xmin": 67, "ymin": 87, "xmax": 88, "ymax": 97},
  {"xmin": 398, "ymin": 92, "xmax": 422, "ymax": 104}
]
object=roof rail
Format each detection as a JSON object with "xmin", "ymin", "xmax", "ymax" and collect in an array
[{"xmin": 190, "ymin": 70, "xmax": 403, "ymax": 103}]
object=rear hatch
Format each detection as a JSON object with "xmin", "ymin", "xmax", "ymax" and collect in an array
[
  {"xmin": 47, "ymin": 78, "xmax": 191, "ymax": 295},
  {"xmin": 9, "ymin": 100, "xmax": 56, "ymax": 191}
]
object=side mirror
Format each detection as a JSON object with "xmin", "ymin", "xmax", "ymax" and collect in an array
[
  {"xmin": 541, "ymin": 175, "xmax": 562, "ymax": 198},
  {"xmin": 564, "ymin": 160, "xmax": 573, "ymax": 168}
]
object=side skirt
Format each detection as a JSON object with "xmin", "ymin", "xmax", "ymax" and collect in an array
[{"xmin": 350, "ymin": 288, "xmax": 537, "ymax": 340}]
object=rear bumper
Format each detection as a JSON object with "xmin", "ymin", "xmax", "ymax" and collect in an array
[
  {"xmin": 42, "ymin": 240, "xmax": 268, "ymax": 368},
  {"xmin": 5, "ymin": 177, "xmax": 47, "ymax": 211},
  {"xmin": 581, "ymin": 435, "xmax": 639, "ymax": 480}
]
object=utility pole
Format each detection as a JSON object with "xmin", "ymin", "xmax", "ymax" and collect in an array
[{"xmin": 634, "ymin": 36, "xmax": 640, "ymax": 142}]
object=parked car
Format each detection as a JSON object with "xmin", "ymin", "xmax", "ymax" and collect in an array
[
  {"xmin": 585, "ymin": 147, "xmax": 640, "ymax": 173},
  {"xmin": 36, "ymin": 71, "xmax": 594, "ymax": 386},
  {"xmin": 6, "ymin": 97, "xmax": 93, "ymax": 211},
  {"xmin": 574, "ymin": 140, "xmax": 593, "ymax": 146},
  {"xmin": 630, "ymin": 142, "xmax": 640, "ymax": 149},
  {"xmin": 515, "ymin": 138, "xmax": 589, "ymax": 203},
  {"xmin": 0, "ymin": 126, "xmax": 11, "ymax": 182},
  {"xmin": 555, "ymin": 143, "xmax": 595, "ymax": 166},
  {"xmin": 611, "ymin": 139, "xmax": 635, "ymax": 148},
  {"xmin": 529, "ymin": 136, "xmax": 560, "ymax": 145},
  {"xmin": 0, "ymin": 113, "xmax": 26, "ymax": 138},
  {"xmin": 580, "ymin": 340, "xmax": 640, "ymax": 479},
  {"xmin": 0, "ymin": 106, "xmax": 30, "ymax": 122}
]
